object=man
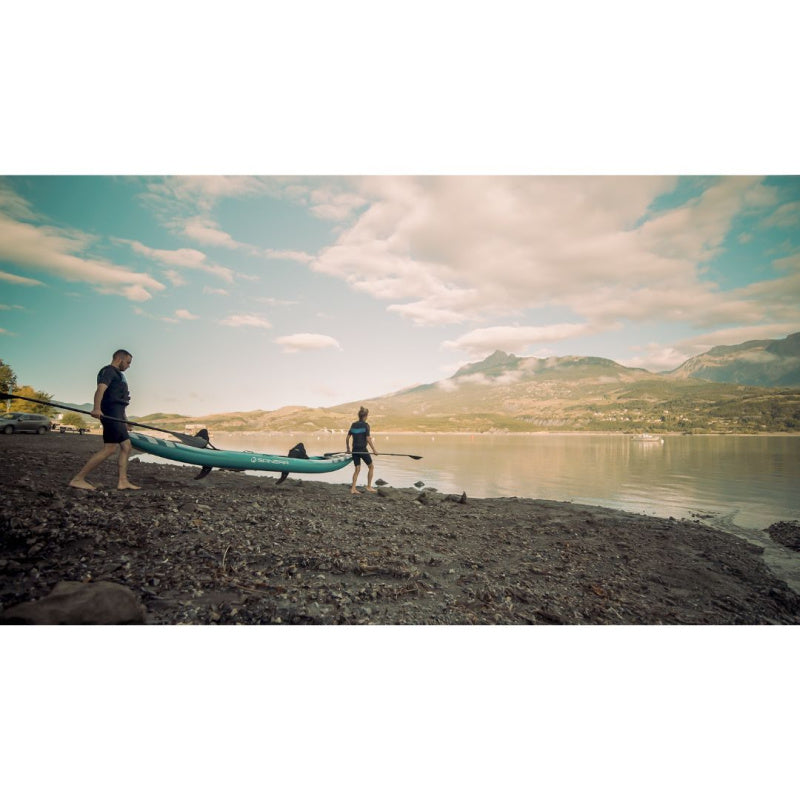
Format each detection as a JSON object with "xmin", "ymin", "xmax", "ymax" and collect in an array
[
  {"xmin": 69, "ymin": 349, "xmax": 140, "ymax": 491},
  {"xmin": 346, "ymin": 406, "xmax": 378, "ymax": 494}
]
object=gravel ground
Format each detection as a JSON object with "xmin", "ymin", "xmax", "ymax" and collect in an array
[{"xmin": 1, "ymin": 432, "xmax": 799, "ymax": 624}]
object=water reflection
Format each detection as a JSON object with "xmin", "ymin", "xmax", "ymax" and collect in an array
[{"xmin": 167, "ymin": 432, "xmax": 800, "ymax": 530}]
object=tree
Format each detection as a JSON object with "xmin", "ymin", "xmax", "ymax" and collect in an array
[
  {"xmin": 60, "ymin": 411, "xmax": 93, "ymax": 429},
  {"xmin": 9, "ymin": 386, "xmax": 55, "ymax": 416},
  {"xmin": 0, "ymin": 358, "xmax": 17, "ymax": 395}
]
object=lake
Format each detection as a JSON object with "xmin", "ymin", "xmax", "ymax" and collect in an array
[{"xmin": 157, "ymin": 431, "xmax": 800, "ymax": 532}]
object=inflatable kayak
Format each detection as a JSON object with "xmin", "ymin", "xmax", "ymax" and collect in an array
[{"xmin": 129, "ymin": 432, "xmax": 353, "ymax": 475}]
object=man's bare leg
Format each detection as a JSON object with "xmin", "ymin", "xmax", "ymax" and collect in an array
[
  {"xmin": 117, "ymin": 440, "xmax": 140, "ymax": 490},
  {"xmin": 350, "ymin": 464, "xmax": 361, "ymax": 494},
  {"xmin": 69, "ymin": 443, "xmax": 117, "ymax": 490},
  {"xmin": 365, "ymin": 462, "xmax": 377, "ymax": 492}
]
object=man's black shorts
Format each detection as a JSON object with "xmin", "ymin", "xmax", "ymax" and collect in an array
[
  {"xmin": 353, "ymin": 452, "xmax": 372, "ymax": 466},
  {"xmin": 101, "ymin": 412, "xmax": 129, "ymax": 444}
]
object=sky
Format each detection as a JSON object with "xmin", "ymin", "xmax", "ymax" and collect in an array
[{"xmin": 1, "ymin": 175, "xmax": 799, "ymax": 416}]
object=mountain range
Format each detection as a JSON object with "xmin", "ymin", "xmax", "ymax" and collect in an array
[
  {"xmin": 667, "ymin": 332, "xmax": 800, "ymax": 386},
  {"xmin": 136, "ymin": 332, "xmax": 800, "ymax": 434}
]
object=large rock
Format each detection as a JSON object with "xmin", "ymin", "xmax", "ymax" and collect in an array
[
  {"xmin": 2, "ymin": 581, "xmax": 147, "ymax": 625},
  {"xmin": 766, "ymin": 521, "xmax": 800, "ymax": 552}
]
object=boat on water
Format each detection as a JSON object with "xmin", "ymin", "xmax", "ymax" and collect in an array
[
  {"xmin": 631, "ymin": 433, "xmax": 664, "ymax": 443},
  {"xmin": 129, "ymin": 431, "xmax": 353, "ymax": 475}
]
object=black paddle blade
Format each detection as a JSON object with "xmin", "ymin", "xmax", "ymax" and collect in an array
[
  {"xmin": 169, "ymin": 431, "xmax": 213, "ymax": 449},
  {"xmin": 194, "ymin": 465, "xmax": 214, "ymax": 480}
]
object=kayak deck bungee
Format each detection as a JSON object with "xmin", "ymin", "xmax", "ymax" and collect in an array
[{"xmin": 129, "ymin": 432, "xmax": 353, "ymax": 474}]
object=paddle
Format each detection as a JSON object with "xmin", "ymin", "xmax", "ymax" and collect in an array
[
  {"xmin": 324, "ymin": 450, "xmax": 423, "ymax": 460},
  {"xmin": 0, "ymin": 392, "xmax": 214, "ymax": 449}
]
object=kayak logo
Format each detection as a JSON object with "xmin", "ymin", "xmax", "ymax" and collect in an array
[{"xmin": 251, "ymin": 456, "xmax": 289, "ymax": 465}]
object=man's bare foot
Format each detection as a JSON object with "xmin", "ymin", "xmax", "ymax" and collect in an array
[
  {"xmin": 69, "ymin": 478, "xmax": 97, "ymax": 490},
  {"xmin": 118, "ymin": 482, "xmax": 141, "ymax": 490},
  {"xmin": 365, "ymin": 487, "xmax": 377, "ymax": 493},
  {"xmin": 350, "ymin": 488, "xmax": 361, "ymax": 494}
]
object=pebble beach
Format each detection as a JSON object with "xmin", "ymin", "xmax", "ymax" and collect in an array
[{"xmin": 1, "ymin": 432, "xmax": 799, "ymax": 624}]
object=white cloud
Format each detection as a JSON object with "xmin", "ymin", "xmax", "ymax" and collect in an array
[
  {"xmin": 443, "ymin": 323, "xmax": 594, "ymax": 358},
  {"xmin": 0, "ymin": 215, "xmax": 164, "ymax": 300},
  {"xmin": 275, "ymin": 333, "xmax": 341, "ymax": 353},
  {"xmin": 203, "ymin": 286, "xmax": 229, "ymax": 296},
  {"xmin": 164, "ymin": 270, "xmax": 187, "ymax": 287},
  {"xmin": 307, "ymin": 187, "xmax": 366, "ymax": 221},
  {"xmin": 143, "ymin": 176, "xmax": 271, "ymax": 213},
  {"xmin": 773, "ymin": 253, "xmax": 800, "ymax": 273},
  {"xmin": 263, "ymin": 248, "xmax": 314, "ymax": 263},
  {"xmin": 180, "ymin": 218, "xmax": 313, "ymax": 265},
  {"xmin": 257, "ymin": 297, "xmax": 300, "ymax": 307},
  {"xmin": 182, "ymin": 218, "xmax": 240, "ymax": 249},
  {"xmin": 180, "ymin": 217, "xmax": 313, "ymax": 265},
  {"xmin": 0, "ymin": 181, "xmax": 37, "ymax": 220},
  {"xmin": 132, "ymin": 307, "xmax": 201, "ymax": 325},
  {"xmin": 0, "ymin": 270, "xmax": 44, "ymax": 286},
  {"xmin": 119, "ymin": 238, "xmax": 235, "ymax": 283},
  {"xmin": 762, "ymin": 200, "xmax": 800, "ymax": 229},
  {"xmin": 309, "ymin": 176, "xmax": 790, "ymax": 344},
  {"xmin": 220, "ymin": 313, "xmax": 273, "ymax": 329},
  {"xmin": 143, "ymin": 179, "xmax": 313, "ymax": 260},
  {"xmin": 624, "ymin": 344, "xmax": 697, "ymax": 372}
]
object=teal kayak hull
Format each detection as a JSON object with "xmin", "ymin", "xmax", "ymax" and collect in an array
[{"xmin": 129, "ymin": 432, "xmax": 353, "ymax": 474}]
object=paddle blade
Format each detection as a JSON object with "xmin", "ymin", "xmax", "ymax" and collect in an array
[{"xmin": 172, "ymin": 432, "xmax": 213, "ymax": 449}]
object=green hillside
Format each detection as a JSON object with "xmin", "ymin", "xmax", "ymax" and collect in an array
[{"xmin": 141, "ymin": 351, "xmax": 800, "ymax": 435}]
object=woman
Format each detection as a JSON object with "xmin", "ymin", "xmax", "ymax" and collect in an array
[{"xmin": 345, "ymin": 406, "xmax": 379, "ymax": 494}]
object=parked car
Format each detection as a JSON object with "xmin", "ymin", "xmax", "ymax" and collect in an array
[{"xmin": 1, "ymin": 412, "xmax": 51, "ymax": 435}]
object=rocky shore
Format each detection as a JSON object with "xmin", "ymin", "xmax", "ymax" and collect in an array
[{"xmin": 1, "ymin": 432, "xmax": 799, "ymax": 624}]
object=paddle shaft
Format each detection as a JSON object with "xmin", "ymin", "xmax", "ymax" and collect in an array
[
  {"xmin": 324, "ymin": 450, "xmax": 423, "ymax": 460},
  {"xmin": 1, "ymin": 393, "xmax": 211, "ymax": 449}
]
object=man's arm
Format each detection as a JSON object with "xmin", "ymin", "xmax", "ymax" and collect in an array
[
  {"xmin": 90, "ymin": 383, "xmax": 108, "ymax": 419},
  {"xmin": 367, "ymin": 435, "xmax": 378, "ymax": 455},
  {"xmin": 345, "ymin": 432, "xmax": 352, "ymax": 453}
]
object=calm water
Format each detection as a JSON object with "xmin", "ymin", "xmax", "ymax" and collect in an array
[{"xmin": 187, "ymin": 431, "xmax": 800, "ymax": 531}]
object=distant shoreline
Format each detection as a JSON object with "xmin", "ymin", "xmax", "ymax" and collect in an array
[{"xmin": 206, "ymin": 429, "xmax": 800, "ymax": 438}]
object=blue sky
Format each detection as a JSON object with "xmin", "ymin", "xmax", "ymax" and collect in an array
[{"xmin": 1, "ymin": 175, "xmax": 799, "ymax": 416}]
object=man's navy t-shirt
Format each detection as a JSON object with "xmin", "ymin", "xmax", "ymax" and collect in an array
[{"xmin": 97, "ymin": 365, "xmax": 130, "ymax": 414}]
